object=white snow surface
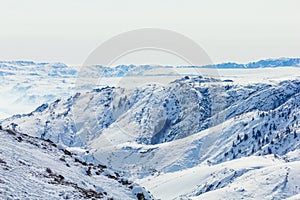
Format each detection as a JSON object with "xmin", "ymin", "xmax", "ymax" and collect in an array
[{"xmin": 139, "ymin": 155, "xmax": 300, "ymax": 200}]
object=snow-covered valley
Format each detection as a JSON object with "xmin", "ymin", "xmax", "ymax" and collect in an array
[{"xmin": 1, "ymin": 58, "xmax": 300, "ymax": 199}]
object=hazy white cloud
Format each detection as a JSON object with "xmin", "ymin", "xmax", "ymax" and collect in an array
[{"xmin": 0, "ymin": 0, "xmax": 299, "ymax": 65}]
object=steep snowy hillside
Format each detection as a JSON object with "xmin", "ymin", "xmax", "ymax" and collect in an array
[
  {"xmin": 89, "ymin": 88, "xmax": 300, "ymax": 176},
  {"xmin": 0, "ymin": 127, "xmax": 153, "ymax": 199}
]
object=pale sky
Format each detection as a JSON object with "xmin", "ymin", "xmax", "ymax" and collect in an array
[{"xmin": 0, "ymin": 0, "xmax": 299, "ymax": 66}]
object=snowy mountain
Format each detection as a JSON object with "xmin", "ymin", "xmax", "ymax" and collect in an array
[
  {"xmin": 0, "ymin": 58, "xmax": 299, "ymax": 120},
  {"xmin": 1, "ymin": 59, "xmax": 300, "ymax": 199}
]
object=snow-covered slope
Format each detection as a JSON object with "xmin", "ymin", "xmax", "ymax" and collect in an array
[
  {"xmin": 139, "ymin": 155, "xmax": 300, "ymax": 200},
  {"xmin": 0, "ymin": 127, "xmax": 153, "ymax": 199}
]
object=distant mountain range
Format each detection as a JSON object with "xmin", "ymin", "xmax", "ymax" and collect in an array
[
  {"xmin": 200, "ymin": 57, "xmax": 300, "ymax": 69},
  {"xmin": 0, "ymin": 57, "xmax": 299, "ymax": 78}
]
